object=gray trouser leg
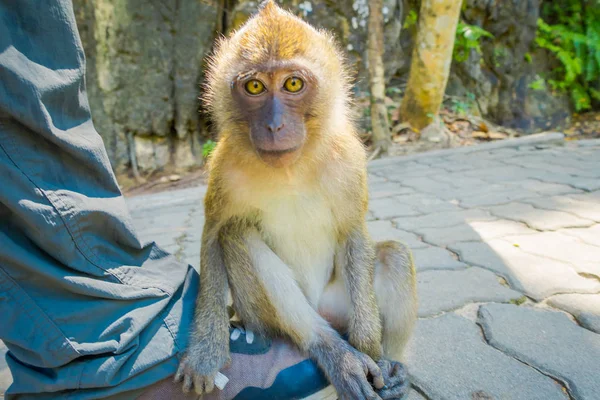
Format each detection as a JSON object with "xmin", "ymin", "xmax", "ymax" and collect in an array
[{"xmin": 0, "ymin": 1, "xmax": 197, "ymax": 399}]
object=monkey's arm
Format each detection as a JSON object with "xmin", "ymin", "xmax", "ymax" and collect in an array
[
  {"xmin": 341, "ymin": 226, "xmax": 383, "ymax": 360},
  {"xmin": 176, "ymin": 223, "xmax": 231, "ymax": 394},
  {"xmin": 221, "ymin": 222, "xmax": 386, "ymax": 400}
]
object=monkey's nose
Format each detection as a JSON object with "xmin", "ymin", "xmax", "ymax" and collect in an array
[{"xmin": 267, "ymin": 122, "xmax": 285, "ymax": 133}]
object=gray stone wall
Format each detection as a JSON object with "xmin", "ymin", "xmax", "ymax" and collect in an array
[{"xmin": 73, "ymin": 0, "xmax": 567, "ymax": 173}]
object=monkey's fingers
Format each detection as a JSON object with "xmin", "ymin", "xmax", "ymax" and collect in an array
[
  {"xmin": 363, "ymin": 355, "xmax": 385, "ymax": 389},
  {"xmin": 194, "ymin": 374, "xmax": 216, "ymax": 394},
  {"xmin": 377, "ymin": 360, "xmax": 410, "ymax": 400}
]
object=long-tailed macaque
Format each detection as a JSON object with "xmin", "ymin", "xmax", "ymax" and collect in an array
[{"xmin": 176, "ymin": 1, "xmax": 417, "ymax": 398}]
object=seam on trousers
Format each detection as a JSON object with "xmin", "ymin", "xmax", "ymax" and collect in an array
[
  {"xmin": 0, "ymin": 121, "xmax": 124, "ymax": 284},
  {"xmin": 0, "ymin": 265, "xmax": 81, "ymax": 363}
]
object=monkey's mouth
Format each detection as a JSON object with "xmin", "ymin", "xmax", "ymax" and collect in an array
[
  {"xmin": 256, "ymin": 145, "xmax": 301, "ymax": 156},
  {"xmin": 256, "ymin": 145, "xmax": 302, "ymax": 167}
]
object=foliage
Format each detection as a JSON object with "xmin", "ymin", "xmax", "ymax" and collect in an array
[
  {"xmin": 403, "ymin": 9, "xmax": 418, "ymax": 29},
  {"xmin": 453, "ymin": 21, "xmax": 494, "ymax": 63},
  {"xmin": 447, "ymin": 93, "xmax": 476, "ymax": 115},
  {"xmin": 202, "ymin": 140, "xmax": 217, "ymax": 159},
  {"xmin": 535, "ymin": 1, "xmax": 600, "ymax": 111}
]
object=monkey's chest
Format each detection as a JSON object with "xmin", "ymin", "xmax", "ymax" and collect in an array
[{"xmin": 260, "ymin": 197, "xmax": 337, "ymax": 307}]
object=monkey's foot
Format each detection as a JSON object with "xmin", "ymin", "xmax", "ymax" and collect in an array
[
  {"xmin": 174, "ymin": 355, "xmax": 221, "ymax": 395},
  {"xmin": 375, "ymin": 360, "xmax": 410, "ymax": 400}
]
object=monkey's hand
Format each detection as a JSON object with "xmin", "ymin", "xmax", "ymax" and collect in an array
[
  {"xmin": 321, "ymin": 341, "xmax": 385, "ymax": 400},
  {"xmin": 174, "ymin": 338, "xmax": 230, "ymax": 395},
  {"xmin": 375, "ymin": 359, "xmax": 410, "ymax": 400}
]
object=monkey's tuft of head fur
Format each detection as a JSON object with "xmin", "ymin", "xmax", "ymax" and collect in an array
[{"xmin": 204, "ymin": 0, "xmax": 355, "ymax": 169}]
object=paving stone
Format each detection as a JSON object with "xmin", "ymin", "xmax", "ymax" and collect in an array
[
  {"xmin": 527, "ymin": 170, "xmax": 600, "ymax": 191},
  {"xmin": 507, "ymin": 179, "xmax": 583, "ymax": 196},
  {"xmin": 412, "ymin": 246, "xmax": 467, "ymax": 271},
  {"xmin": 457, "ymin": 188, "xmax": 540, "ymax": 208},
  {"xmin": 409, "ymin": 390, "xmax": 427, "ymax": 400},
  {"xmin": 559, "ymin": 224, "xmax": 600, "ymax": 247},
  {"xmin": 369, "ymin": 197, "xmax": 421, "ymax": 220},
  {"xmin": 414, "ymin": 219, "xmax": 535, "ymax": 247},
  {"xmin": 449, "ymin": 240, "xmax": 600, "ymax": 300},
  {"xmin": 486, "ymin": 202, "xmax": 594, "ymax": 230},
  {"xmin": 393, "ymin": 193, "xmax": 462, "ymax": 214},
  {"xmin": 417, "ymin": 267, "xmax": 522, "ymax": 317},
  {"xmin": 393, "ymin": 209, "xmax": 496, "ymax": 232},
  {"xmin": 478, "ymin": 304, "xmax": 600, "ymax": 400},
  {"xmin": 395, "ymin": 176, "xmax": 457, "ymax": 197},
  {"xmin": 522, "ymin": 195, "xmax": 600, "ymax": 222},
  {"xmin": 464, "ymin": 165, "xmax": 534, "ymax": 183},
  {"xmin": 368, "ymin": 180, "xmax": 414, "ymax": 199},
  {"xmin": 547, "ymin": 294, "xmax": 600, "ymax": 334},
  {"xmin": 367, "ymin": 220, "xmax": 428, "ymax": 249},
  {"xmin": 404, "ymin": 314, "xmax": 566, "ymax": 400},
  {"xmin": 503, "ymin": 232, "xmax": 600, "ymax": 277}
]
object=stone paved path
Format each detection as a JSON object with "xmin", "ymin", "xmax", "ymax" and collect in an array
[{"xmin": 2, "ymin": 138, "xmax": 600, "ymax": 399}]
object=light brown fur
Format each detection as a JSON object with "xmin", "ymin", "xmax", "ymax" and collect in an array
[{"xmin": 176, "ymin": 2, "xmax": 417, "ymax": 398}]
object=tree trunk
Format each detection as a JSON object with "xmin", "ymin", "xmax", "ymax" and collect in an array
[
  {"xmin": 400, "ymin": 0, "xmax": 462, "ymax": 132},
  {"xmin": 367, "ymin": 0, "xmax": 392, "ymax": 153}
]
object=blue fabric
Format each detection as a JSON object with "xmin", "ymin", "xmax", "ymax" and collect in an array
[
  {"xmin": 0, "ymin": 1, "xmax": 197, "ymax": 398},
  {"xmin": 232, "ymin": 360, "xmax": 329, "ymax": 400}
]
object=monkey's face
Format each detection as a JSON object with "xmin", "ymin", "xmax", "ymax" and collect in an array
[{"xmin": 230, "ymin": 65, "xmax": 317, "ymax": 168}]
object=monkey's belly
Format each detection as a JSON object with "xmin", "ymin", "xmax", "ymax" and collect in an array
[{"xmin": 260, "ymin": 197, "xmax": 337, "ymax": 307}]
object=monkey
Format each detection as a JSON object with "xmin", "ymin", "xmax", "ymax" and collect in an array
[{"xmin": 175, "ymin": 1, "xmax": 418, "ymax": 399}]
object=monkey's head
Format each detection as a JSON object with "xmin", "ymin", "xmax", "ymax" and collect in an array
[{"xmin": 204, "ymin": 0, "xmax": 352, "ymax": 169}]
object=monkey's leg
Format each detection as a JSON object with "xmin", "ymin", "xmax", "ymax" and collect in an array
[
  {"xmin": 176, "ymin": 225, "xmax": 231, "ymax": 395},
  {"xmin": 221, "ymin": 225, "xmax": 386, "ymax": 400},
  {"xmin": 373, "ymin": 240, "xmax": 417, "ymax": 361},
  {"xmin": 321, "ymin": 238, "xmax": 416, "ymax": 399}
]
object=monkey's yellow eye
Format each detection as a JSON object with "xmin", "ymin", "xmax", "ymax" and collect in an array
[
  {"xmin": 245, "ymin": 79, "xmax": 265, "ymax": 95},
  {"xmin": 284, "ymin": 77, "xmax": 304, "ymax": 93}
]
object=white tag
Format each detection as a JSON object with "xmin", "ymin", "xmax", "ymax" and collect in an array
[{"xmin": 214, "ymin": 372, "xmax": 229, "ymax": 390}]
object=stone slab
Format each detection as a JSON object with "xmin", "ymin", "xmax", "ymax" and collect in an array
[
  {"xmin": 412, "ymin": 246, "xmax": 467, "ymax": 271},
  {"xmin": 404, "ymin": 313, "xmax": 566, "ymax": 400},
  {"xmin": 547, "ymin": 294, "xmax": 600, "ymax": 334},
  {"xmin": 393, "ymin": 209, "xmax": 496, "ymax": 232},
  {"xmin": 368, "ymin": 132, "xmax": 565, "ymax": 169},
  {"xmin": 369, "ymin": 197, "xmax": 421, "ymax": 220},
  {"xmin": 486, "ymin": 202, "xmax": 594, "ymax": 230},
  {"xmin": 523, "ymin": 195, "xmax": 600, "ymax": 222},
  {"xmin": 479, "ymin": 304, "xmax": 600, "ymax": 400},
  {"xmin": 503, "ymin": 232, "xmax": 600, "ymax": 277},
  {"xmin": 415, "ymin": 219, "xmax": 535, "ymax": 247},
  {"xmin": 367, "ymin": 220, "xmax": 428, "ymax": 249},
  {"xmin": 449, "ymin": 240, "xmax": 600, "ymax": 300},
  {"xmin": 559, "ymin": 225, "xmax": 600, "ymax": 247},
  {"xmin": 417, "ymin": 267, "xmax": 522, "ymax": 317}
]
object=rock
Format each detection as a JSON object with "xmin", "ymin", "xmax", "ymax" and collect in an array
[
  {"xmin": 73, "ymin": 0, "xmax": 219, "ymax": 171},
  {"xmin": 479, "ymin": 304, "xmax": 600, "ymax": 400},
  {"xmin": 168, "ymin": 174, "xmax": 181, "ymax": 182},
  {"xmin": 404, "ymin": 314, "xmax": 567, "ymax": 400},
  {"xmin": 417, "ymin": 267, "xmax": 522, "ymax": 317}
]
